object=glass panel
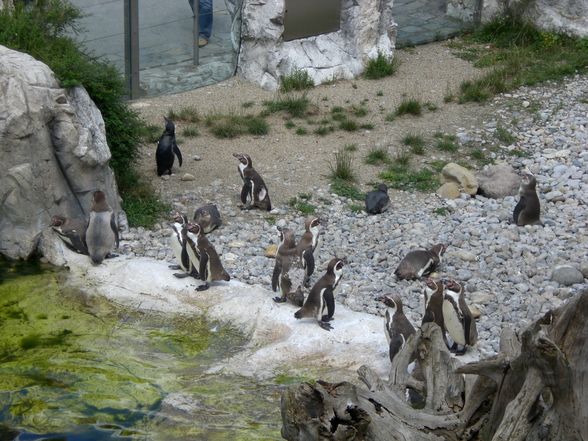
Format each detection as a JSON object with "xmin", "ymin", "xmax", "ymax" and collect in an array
[
  {"xmin": 69, "ymin": 0, "xmax": 240, "ymax": 98},
  {"xmin": 283, "ymin": 0, "xmax": 341, "ymax": 41}
]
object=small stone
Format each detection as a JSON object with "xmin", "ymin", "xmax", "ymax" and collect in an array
[
  {"xmin": 228, "ymin": 240, "xmax": 246, "ymax": 248},
  {"xmin": 551, "ymin": 265, "xmax": 584, "ymax": 286},
  {"xmin": 469, "ymin": 305, "xmax": 482, "ymax": 319},
  {"xmin": 193, "ymin": 155, "xmax": 202, "ymax": 161},
  {"xmin": 522, "ymin": 100, "xmax": 530, "ymax": 108},
  {"xmin": 161, "ymin": 175, "xmax": 171, "ymax": 181},
  {"xmin": 181, "ymin": 173, "xmax": 195, "ymax": 181},
  {"xmin": 265, "ymin": 244, "xmax": 278, "ymax": 258},
  {"xmin": 436, "ymin": 182, "xmax": 461, "ymax": 199},
  {"xmin": 580, "ymin": 262, "xmax": 588, "ymax": 279}
]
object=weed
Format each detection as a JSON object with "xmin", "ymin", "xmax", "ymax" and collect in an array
[
  {"xmin": 364, "ymin": 53, "xmax": 399, "ymax": 79},
  {"xmin": 182, "ymin": 126, "xmax": 200, "ymax": 137},
  {"xmin": 168, "ymin": 106, "xmax": 200, "ymax": 123},
  {"xmin": 296, "ymin": 127, "xmax": 308, "ymax": 135},
  {"xmin": 436, "ymin": 135, "xmax": 459, "ymax": 152},
  {"xmin": 328, "ymin": 151, "xmax": 356, "ymax": 182},
  {"xmin": 314, "ymin": 126, "xmax": 333, "ymax": 136},
  {"xmin": 339, "ymin": 119, "xmax": 359, "ymax": 132},
  {"xmin": 393, "ymin": 148, "xmax": 412, "ymax": 167},
  {"xmin": 285, "ymin": 120, "xmax": 296, "ymax": 129},
  {"xmin": 385, "ymin": 113, "xmax": 396, "ymax": 122},
  {"xmin": 331, "ymin": 112, "xmax": 347, "ymax": 122},
  {"xmin": 429, "ymin": 160, "xmax": 447, "ymax": 172},
  {"xmin": 330, "ymin": 179, "xmax": 365, "ymax": 200},
  {"xmin": 433, "ymin": 207, "xmax": 451, "ymax": 216},
  {"xmin": 207, "ymin": 114, "xmax": 269, "ymax": 138},
  {"xmin": 242, "ymin": 101, "xmax": 255, "ymax": 108},
  {"xmin": 344, "ymin": 144, "xmax": 358, "ymax": 152},
  {"xmin": 376, "ymin": 90, "xmax": 384, "ymax": 96},
  {"xmin": 380, "ymin": 165, "xmax": 438, "ymax": 192},
  {"xmin": 395, "ymin": 98, "xmax": 422, "ymax": 116},
  {"xmin": 288, "ymin": 196, "xmax": 316, "ymax": 214},
  {"xmin": 352, "ymin": 105, "xmax": 369, "ymax": 117},
  {"xmin": 425, "ymin": 102, "xmax": 438, "ymax": 111},
  {"xmin": 360, "ymin": 123, "xmax": 375, "ymax": 130},
  {"xmin": 280, "ymin": 69, "xmax": 314, "ymax": 92},
  {"xmin": 365, "ymin": 147, "xmax": 389, "ymax": 165},
  {"xmin": 402, "ymin": 134, "xmax": 426, "ymax": 155},
  {"xmin": 140, "ymin": 124, "xmax": 162, "ymax": 144},
  {"xmin": 265, "ymin": 216, "xmax": 276, "ymax": 225},
  {"xmin": 348, "ymin": 203, "xmax": 364, "ymax": 213},
  {"xmin": 494, "ymin": 125, "xmax": 516, "ymax": 144},
  {"xmin": 263, "ymin": 95, "xmax": 309, "ymax": 118}
]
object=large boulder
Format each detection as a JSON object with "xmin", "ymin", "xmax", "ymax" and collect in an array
[
  {"xmin": 440, "ymin": 163, "xmax": 478, "ymax": 196},
  {"xmin": 0, "ymin": 45, "xmax": 121, "ymax": 260},
  {"xmin": 237, "ymin": 0, "xmax": 396, "ymax": 90},
  {"xmin": 476, "ymin": 163, "xmax": 520, "ymax": 199}
]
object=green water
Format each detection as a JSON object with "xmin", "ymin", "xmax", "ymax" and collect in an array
[{"xmin": 0, "ymin": 260, "xmax": 288, "ymax": 440}]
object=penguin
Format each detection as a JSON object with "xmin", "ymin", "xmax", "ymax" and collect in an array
[
  {"xmin": 85, "ymin": 190, "xmax": 119, "ymax": 265},
  {"xmin": 50, "ymin": 215, "xmax": 88, "ymax": 255},
  {"xmin": 168, "ymin": 212, "xmax": 198, "ymax": 278},
  {"xmin": 441, "ymin": 279, "xmax": 478, "ymax": 355},
  {"xmin": 276, "ymin": 273, "xmax": 305, "ymax": 307},
  {"xmin": 193, "ymin": 204, "xmax": 222, "ymax": 234},
  {"xmin": 421, "ymin": 278, "xmax": 447, "ymax": 337},
  {"xmin": 187, "ymin": 223, "xmax": 230, "ymax": 291},
  {"xmin": 394, "ymin": 243, "xmax": 447, "ymax": 280},
  {"xmin": 294, "ymin": 257, "xmax": 345, "ymax": 331},
  {"xmin": 296, "ymin": 217, "xmax": 321, "ymax": 287},
  {"xmin": 513, "ymin": 171, "xmax": 542, "ymax": 226},
  {"xmin": 271, "ymin": 226, "xmax": 302, "ymax": 304},
  {"xmin": 156, "ymin": 117, "xmax": 183, "ymax": 176},
  {"xmin": 378, "ymin": 294, "xmax": 416, "ymax": 363},
  {"xmin": 232, "ymin": 153, "xmax": 272, "ymax": 211},
  {"xmin": 365, "ymin": 183, "xmax": 390, "ymax": 215}
]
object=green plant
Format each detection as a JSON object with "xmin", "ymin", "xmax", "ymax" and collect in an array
[
  {"xmin": 296, "ymin": 127, "xmax": 308, "ymax": 135},
  {"xmin": 168, "ymin": 106, "xmax": 200, "ymax": 123},
  {"xmin": 365, "ymin": 147, "xmax": 389, "ymax": 165},
  {"xmin": 140, "ymin": 124, "xmax": 162, "ymax": 144},
  {"xmin": 402, "ymin": 134, "xmax": 426, "ymax": 155},
  {"xmin": 433, "ymin": 207, "xmax": 450, "ymax": 216},
  {"xmin": 263, "ymin": 95, "xmax": 310, "ymax": 118},
  {"xmin": 495, "ymin": 125, "xmax": 516, "ymax": 144},
  {"xmin": 395, "ymin": 99, "xmax": 422, "ymax": 116},
  {"xmin": 242, "ymin": 101, "xmax": 255, "ymax": 108},
  {"xmin": 352, "ymin": 105, "xmax": 368, "ymax": 117},
  {"xmin": 436, "ymin": 136, "xmax": 459, "ymax": 152},
  {"xmin": 285, "ymin": 120, "xmax": 296, "ymax": 129},
  {"xmin": 376, "ymin": 90, "xmax": 384, "ymax": 97},
  {"xmin": 344, "ymin": 144, "xmax": 358, "ymax": 152},
  {"xmin": 360, "ymin": 123, "xmax": 375, "ymax": 130},
  {"xmin": 339, "ymin": 119, "xmax": 358, "ymax": 132},
  {"xmin": 425, "ymin": 102, "xmax": 438, "ymax": 111},
  {"xmin": 429, "ymin": 160, "xmax": 447, "ymax": 172},
  {"xmin": 313, "ymin": 126, "xmax": 333, "ymax": 136},
  {"xmin": 329, "ymin": 151, "xmax": 356, "ymax": 182},
  {"xmin": 385, "ymin": 113, "xmax": 396, "ymax": 122},
  {"xmin": 348, "ymin": 203, "xmax": 364, "ymax": 213},
  {"xmin": 393, "ymin": 148, "xmax": 412, "ymax": 167},
  {"xmin": 182, "ymin": 126, "xmax": 200, "ymax": 137},
  {"xmin": 380, "ymin": 165, "xmax": 438, "ymax": 192},
  {"xmin": 364, "ymin": 53, "xmax": 398, "ymax": 79},
  {"xmin": 330, "ymin": 179, "xmax": 365, "ymax": 200},
  {"xmin": 280, "ymin": 69, "xmax": 315, "ymax": 92},
  {"xmin": 288, "ymin": 197, "xmax": 316, "ymax": 214}
]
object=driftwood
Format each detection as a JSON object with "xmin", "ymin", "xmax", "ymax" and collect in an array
[{"xmin": 280, "ymin": 290, "xmax": 587, "ymax": 440}]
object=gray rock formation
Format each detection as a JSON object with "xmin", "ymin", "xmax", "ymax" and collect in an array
[
  {"xmin": 440, "ymin": 163, "xmax": 478, "ymax": 196},
  {"xmin": 237, "ymin": 0, "xmax": 396, "ymax": 90},
  {"xmin": 0, "ymin": 45, "xmax": 121, "ymax": 259},
  {"xmin": 477, "ymin": 163, "xmax": 520, "ymax": 199},
  {"xmin": 551, "ymin": 265, "xmax": 585, "ymax": 286}
]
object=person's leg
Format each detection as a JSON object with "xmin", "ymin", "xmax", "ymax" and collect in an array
[{"xmin": 199, "ymin": 0, "xmax": 213, "ymax": 40}]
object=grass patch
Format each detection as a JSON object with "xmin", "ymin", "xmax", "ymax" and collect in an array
[
  {"xmin": 395, "ymin": 98, "xmax": 422, "ymax": 116},
  {"xmin": 280, "ymin": 69, "xmax": 314, "ymax": 92},
  {"xmin": 285, "ymin": 120, "xmax": 296, "ymax": 129},
  {"xmin": 385, "ymin": 113, "xmax": 396, "ymax": 122},
  {"xmin": 344, "ymin": 144, "xmax": 358, "ymax": 152},
  {"xmin": 339, "ymin": 119, "xmax": 358, "ymax": 132},
  {"xmin": 380, "ymin": 165, "xmax": 438, "ymax": 192},
  {"xmin": 364, "ymin": 53, "xmax": 398, "ymax": 79},
  {"xmin": 433, "ymin": 207, "xmax": 451, "ymax": 216},
  {"xmin": 314, "ymin": 125, "xmax": 334, "ymax": 136},
  {"xmin": 120, "ymin": 173, "xmax": 172, "ymax": 227},
  {"xmin": 328, "ymin": 150, "xmax": 356, "ymax": 182},
  {"xmin": 181, "ymin": 126, "xmax": 200, "ymax": 137},
  {"xmin": 402, "ymin": 134, "xmax": 426, "ymax": 155},
  {"xmin": 376, "ymin": 90, "xmax": 384, "ymax": 97},
  {"xmin": 457, "ymin": 17, "xmax": 588, "ymax": 103},
  {"xmin": 206, "ymin": 114, "xmax": 269, "ymax": 138},
  {"xmin": 393, "ymin": 148, "xmax": 412, "ymax": 167},
  {"xmin": 263, "ymin": 95, "xmax": 310, "ymax": 118},
  {"xmin": 348, "ymin": 203, "xmax": 364, "ymax": 213},
  {"xmin": 330, "ymin": 179, "xmax": 365, "ymax": 200},
  {"xmin": 140, "ymin": 124, "xmax": 162, "ymax": 144},
  {"xmin": 436, "ymin": 134, "xmax": 459, "ymax": 152},
  {"xmin": 360, "ymin": 123, "xmax": 375, "ymax": 130},
  {"xmin": 365, "ymin": 147, "xmax": 390, "ymax": 165},
  {"xmin": 168, "ymin": 106, "xmax": 200, "ymax": 123},
  {"xmin": 352, "ymin": 105, "xmax": 369, "ymax": 117},
  {"xmin": 495, "ymin": 125, "xmax": 517, "ymax": 144},
  {"xmin": 288, "ymin": 196, "xmax": 316, "ymax": 214},
  {"xmin": 296, "ymin": 127, "xmax": 308, "ymax": 135}
]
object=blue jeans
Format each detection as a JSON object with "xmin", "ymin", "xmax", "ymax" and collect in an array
[{"xmin": 189, "ymin": 0, "xmax": 213, "ymax": 39}]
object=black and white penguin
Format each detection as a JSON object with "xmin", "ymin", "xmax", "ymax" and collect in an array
[
  {"xmin": 365, "ymin": 183, "xmax": 390, "ymax": 215},
  {"xmin": 271, "ymin": 226, "xmax": 302, "ymax": 304},
  {"xmin": 294, "ymin": 257, "xmax": 345, "ymax": 331},
  {"xmin": 441, "ymin": 279, "xmax": 478, "ymax": 354},
  {"xmin": 51, "ymin": 215, "xmax": 88, "ymax": 255},
  {"xmin": 168, "ymin": 212, "xmax": 198, "ymax": 278},
  {"xmin": 156, "ymin": 117, "xmax": 183, "ymax": 176},
  {"xmin": 187, "ymin": 223, "xmax": 230, "ymax": 291},
  {"xmin": 513, "ymin": 171, "xmax": 542, "ymax": 226},
  {"xmin": 232, "ymin": 153, "xmax": 272, "ymax": 211},
  {"xmin": 394, "ymin": 243, "xmax": 447, "ymax": 280},
  {"xmin": 193, "ymin": 204, "xmax": 222, "ymax": 234},
  {"xmin": 85, "ymin": 190, "xmax": 119, "ymax": 265},
  {"xmin": 421, "ymin": 278, "xmax": 447, "ymax": 339},
  {"xmin": 378, "ymin": 294, "xmax": 416, "ymax": 363},
  {"xmin": 296, "ymin": 217, "xmax": 321, "ymax": 287}
]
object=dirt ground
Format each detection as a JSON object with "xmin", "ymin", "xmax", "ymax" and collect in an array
[{"xmin": 131, "ymin": 41, "xmax": 493, "ymax": 208}]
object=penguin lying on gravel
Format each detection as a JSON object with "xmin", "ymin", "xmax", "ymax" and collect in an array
[
  {"xmin": 365, "ymin": 184, "xmax": 390, "ymax": 215},
  {"xmin": 233, "ymin": 153, "xmax": 272, "ymax": 211},
  {"xmin": 377, "ymin": 294, "xmax": 415, "ymax": 362},
  {"xmin": 193, "ymin": 204, "xmax": 222, "ymax": 234},
  {"xmin": 51, "ymin": 215, "xmax": 88, "ymax": 255},
  {"xmin": 294, "ymin": 258, "xmax": 345, "ymax": 331},
  {"xmin": 86, "ymin": 190, "xmax": 119, "ymax": 265},
  {"xmin": 513, "ymin": 171, "xmax": 543, "ymax": 226},
  {"xmin": 395, "ymin": 244, "xmax": 447, "ymax": 280},
  {"xmin": 156, "ymin": 117, "xmax": 183, "ymax": 176}
]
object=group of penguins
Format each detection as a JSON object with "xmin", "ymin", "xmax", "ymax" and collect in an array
[{"xmin": 51, "ymin": 117, "xmax": 544, "ymax": 366}]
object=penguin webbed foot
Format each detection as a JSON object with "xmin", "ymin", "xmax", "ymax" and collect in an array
[
  {"xmin": 105, "ymin": 253, "xmax": 119, "ymax": 259},
  {"xmin": 173, "ymin": 272, "xmax": 191, "ymax": 279},
  {"xmin": 196, "ymin": 283, "xmax": 210, "ymax": 291},
  {"xmin": 272, "ymin": 296, "xmax": 287, "ymax": 303},
  {"xmin": 318, "ymin": 320, "xmax": 333, "ymax": 331},
  {"xmin": 321, "ymin": 315, "xmax": 333, "ymax": 322},
  {"xmin": 168, "ymin": 264, "xmax": 181, "ymax": 270}
]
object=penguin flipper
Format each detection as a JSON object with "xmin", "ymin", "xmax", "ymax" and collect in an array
[
  {"xmin": 322, "ymin": 287, "xmax": 335, "ymax": 321},
  {"xmin": 271, "ymin": 261, "xmax": 281, "ymax": 292},
  {"xmin": 110, "ymin": 212, "xmax": 119, "ymax": 249},
  {"xmin": 173, "ymin": 142, "xmax": 183, "ymax": 167},
  {"xmin": 302, "ymin": 248, "xmax": 315, "ymax": 279},
  {"xmin": 513, "ymin": 196, "xmax": 526, "ymax": 224},
  {"xmin": 199, "ymin": 251, "xmax": 209, "ymax": 282},
  {"xmin": 389, "ymin": 334, "xmax": 405, "ymax": 363},
  {"xmin": 240, "ymin": 179, "xmax": 252, "ymax": 204}
]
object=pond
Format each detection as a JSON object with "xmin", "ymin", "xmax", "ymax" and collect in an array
[{"xmin": 0, "ymin": 260, "xmax": 296, "ymax": 440}]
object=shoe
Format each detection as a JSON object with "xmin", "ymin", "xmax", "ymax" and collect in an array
[{"xmin": 198, "ymin": 37, "xmax": 208, "ymax": 48}]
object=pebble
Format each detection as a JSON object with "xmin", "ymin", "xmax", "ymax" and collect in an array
[{"xmin": 120, "ymin": 75, "xmax": 588, "ymax": 357}]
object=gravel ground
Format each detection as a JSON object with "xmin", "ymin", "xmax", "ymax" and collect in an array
[{"xmin": 124, "ymin": 42, "xmax": 588, "ymax": 356}]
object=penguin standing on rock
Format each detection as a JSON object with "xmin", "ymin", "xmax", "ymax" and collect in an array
[
  {"xmin": 377, "ymin": 294, "xmax": 415, "ymax": 362},
  {"xmin": 296, "ymin": 217, "xmax": 321, "ymax": 287},
  {"xmin": 232, "ymin": 153, "xmax": 272, "ymax": 211},
  {"xmin": 365, "ymin": 184, "xmax": 390, "ymax": 215},
  {"xmin": 168, "ymin": 212, "xmax": 197, "ymax": 278},
  {"xmin": 187, "ymin": 223, "xmax": 230, "ymax": 291},
  {"xmin": 156, "ymin": 117, "xmax": 183, "ymax": 176},
  {"xmin": 86, "ymin": 190, "xmax": 119, "ymax": 265},
  {"xmin": 422, "ymin": 278, "xmax": 449, "ymax": 347},
  {"xmin": 272, "ymin": 226, "xmax": 302, "ymax": 304},
  {"xmin": 442, "ymin": 279, "xmax": 478, "ymax": 354},
  {"xmin": 51, "ymin": 215, "xmax": 88, "ymax": 255},
  {"xmin": 513, "ymin": 171, "xmax": 543, "ymax": 226},
  {"xmin": 294, "ymin": 258, "xmax": 345, "ymax": 331},
  {"xmin": 394, "ymin": 244, "xmax": 447, "ymax": 280},
  {"xmin": 193, "ymin": 204, "xmax": 222, "ymax": 234}
]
